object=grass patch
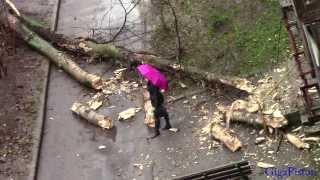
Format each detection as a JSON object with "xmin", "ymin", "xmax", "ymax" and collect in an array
[
  {"xmin": 233, "ymin": 1, "xmax": 289, "ymax": 75},
  {"xmin": 207, "ymin": 0, "xmax": 289, "ymax": 76},
  {"xmin": 150, "ymin": 0, "xmax": 289, "ymax": 76}
]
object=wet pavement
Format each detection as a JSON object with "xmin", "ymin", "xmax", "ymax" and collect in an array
[
  {"xmin": 37, "ymin": 63, "xmax": 317, "ymax": 180},
  {"xmin": 56, "ymin": 0, "xmax": 150, "ymax": 50},
  {"xmin": 36, "ymin": 0, "xmax": 318, "ymax": 180},
  {"xmin": 37, "ymin": 61, "xmax": 246, "ymax": 180}
]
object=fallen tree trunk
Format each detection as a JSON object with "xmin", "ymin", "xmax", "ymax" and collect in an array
[
  {"xmin": 75, "ymin": 40, "xmax": 237, "ymax": 87},
  {"xmin": 230, "ymin": 110, "xmax": 287, "ymax": 129},
  {"xmin": 2, "ymin": 8, "xmax": 104, "ymax": 90},
  {"xmin": 10, "ymin": 12, "xmax": 235, "ymax": 86},
  {"xmin": 210, "ymin": 123, "xmax": 242, "ymax": 152},
  {"xmin": 71, "ymin": 102, "xmax": 113, "ymax": 129},
  {"xmin": 225, "ymin": 100, "xmax": 288, "ymax": 129},
  {"xmin": 4, "ymin": 0, "xmax": 241, "ymax": 90}
]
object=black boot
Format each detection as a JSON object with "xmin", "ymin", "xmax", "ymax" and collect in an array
[
  {"xmin": 149, "ymin": 118, "xmax": 160, "ymax": 139},
  {"xmin": 162, "ymin": 114, "xmax": 172, "ymax": 130},
  {"xmin": 149, "ymin": 129, "xmax": 160, "ymax": 139}
]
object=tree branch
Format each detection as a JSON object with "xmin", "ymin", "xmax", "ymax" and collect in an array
[
  {"xmin": 108, "ymin": 0, "xmax": 141, "ymax": 43},
  {"xmin": 165, "ymin": 0, "xmax": 182, "ymax": 64}
]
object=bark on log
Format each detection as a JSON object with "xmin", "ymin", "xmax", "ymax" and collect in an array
[
  {"xmin": 143, "ymin": 90, "xmax": 155, "ymax": 128},
  {"xmin": 68, "ymin": 39, "xmax": 236, "ymax": 86},
  {"xmin": 226, "ymin": 100, "xmax": 288, "ymax": 129},
  {"xmin": 230, "ymin": 110, "xmax": 287, "ymax": 129},
  {"xmin": 3, "ymin": 11, "xmax": 104, "ymax": 90},
  {"xmin": 210, "ymin": 123, "xmax": 242, "ymax": 152},
  {"xmin": 71, "ymin": 102, "xmax": 113, "ymax": 129},
  {"xmin": 5, "ymin": 0, "xmax": 237, "ymax": 89}
]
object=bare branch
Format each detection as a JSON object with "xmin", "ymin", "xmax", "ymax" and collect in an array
[
  {"xmin": 127, "ymin": 0, "xmax": 141, "ymax": 15},
  {"xmin": 103, "ymin": 0, "xmax": 141, "ymax": 43},
  {"xmin": 166, "ymin": 0, "xmax": 182, "ymax": 64},
  {"xmin": 108, "ymin": 0, "xmax": 128, "ymax": 43}
]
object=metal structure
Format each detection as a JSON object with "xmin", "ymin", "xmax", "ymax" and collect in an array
[
  {"xmin": 173, "ymin": 160, "xmax": 251, "ymax": 180},
  {"xmin": 281, "ymin": 0, "xmax": 320, "ymax": 123}
]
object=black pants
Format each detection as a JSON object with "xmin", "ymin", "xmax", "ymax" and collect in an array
[{"xmin": 154, "ymin": 105, "xmax": 171, "ymax": 133}]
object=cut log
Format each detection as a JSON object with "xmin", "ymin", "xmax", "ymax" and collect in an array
[
  {"xmin": 230, "ymin": 110, "xmax": 287, "ymax": 129},
  {"xmin": 71, "ymin": 102, "xmax": 113, "ymax": 129},
  {"xmin": 226, "ymin": 100, "xmax": 288, "ymax": 129},
  {"xmin": 210, "ymin": 123, "xmax": 242, "ymax": 152},
  {"xmin": 286, "ymin": 133, "xmax": 310, "ymax": 149},
  {"xmin": 143, "ymin": 90, "xmax": 155, "ymax": 128},
  {"xmin": 3, "ymin": 10, "xmax": 105, "ymax": 90}
]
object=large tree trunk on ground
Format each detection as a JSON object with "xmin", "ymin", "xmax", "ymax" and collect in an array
[
  {"xmin": 75, "ymin": 41, "xmax": 242, "ymax": 90},
  {"xmin": 3, "ymin": 10, "xmax": 104, "ymax": 90},
  {"xmin": 4, "ymin": 0, "xmax": 239, "ymax": 89}
]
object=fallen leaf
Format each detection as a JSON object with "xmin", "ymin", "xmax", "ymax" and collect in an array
[
  {"xmin": 133, "ymin": 163, "xmax": 144, "ymax": 170},
  {"xmin": 98, "ymin": 145, "xmax": 107, "ymax": 150},
  {"xmin": 257, "ymin": 162, "xmax": 275, "ymax": 168},
  {"xmin": 255, "ymin": 137, "xmax": 266, "ymax": 145},
  {"xmin": 179, "ymin": 82, "xmax": 187, "ymax": 88},
  {"xmin": 169, "ymin": 128, "xmax": 179, "ymax": 133}
]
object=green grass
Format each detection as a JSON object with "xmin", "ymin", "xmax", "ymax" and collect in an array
[
  {"xmin": 207, "ymin": 0, "xmax": 289, "ymax": 76},
  {"xmin": 234, "ymin": 1, "xmax": 289, "ymax": 75},
  {"xmin": 150, "ymin": 0, "xmax": 289, "ymax": 77}
]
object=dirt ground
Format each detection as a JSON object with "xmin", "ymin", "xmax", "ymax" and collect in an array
[
  {"xmin": 0, "ymin": 0, "xmax": 54, "ymax": 179},
  {"xmin": 0, "ymin": 39, "xmax": 47, "ymax": 178}
]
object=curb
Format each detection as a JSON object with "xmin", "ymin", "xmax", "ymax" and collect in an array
[
  {"xmin": 27, "ymin": 0, "xmax": 61, "ymax": 179},
  {"xmin": 27, "ymin": 60, "xmax": 50, "ymax": 180}
]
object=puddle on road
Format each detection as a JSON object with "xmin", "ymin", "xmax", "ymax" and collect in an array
[{"xmin": 57, "ymin": 0, "xmax": 151, "ymax": 50}]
